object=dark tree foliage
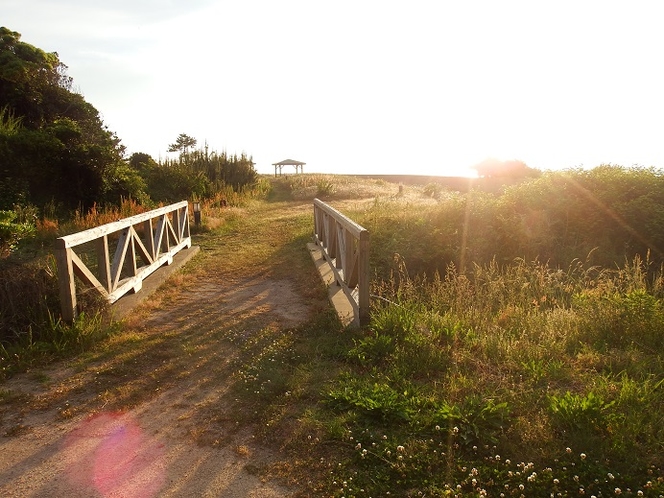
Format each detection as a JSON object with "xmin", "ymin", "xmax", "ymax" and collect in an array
[
  {"xmin": 0, "ymin": 27, "xmax": 135, "ymax": 211},
  {"xmin": 129, "ymin": 146, "xmax": 257, "ymax": 203}
]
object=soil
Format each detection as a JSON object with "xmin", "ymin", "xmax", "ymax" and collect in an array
[{"xmin": 0, "ymin": 271, "xmax": 319, "ymax": 497}]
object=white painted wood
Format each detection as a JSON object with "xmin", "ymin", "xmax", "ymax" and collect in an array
[
  {"xmin": 312, "ymin": 199, "xmax": 370, "ymax": 326},
  {"xmin": 55, "ymin": 201, "xmax": 192, "ymax": 321}
]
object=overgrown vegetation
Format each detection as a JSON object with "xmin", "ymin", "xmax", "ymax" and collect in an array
[
  {"xmin": 1, "ymin": 171, "xmax": 663, "ymax": 495},
  {"xmin": 220, "ymin": 173, "xmax": 664, "ymax": 496}
]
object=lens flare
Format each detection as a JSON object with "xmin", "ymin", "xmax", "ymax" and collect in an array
[{"xmin": 63, "ymin": 412, "xmax": 165, "ymax": 498}]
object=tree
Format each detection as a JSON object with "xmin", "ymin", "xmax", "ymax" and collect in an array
[
  {"xmin": 167, "ymin": 133, "xmax": 197, "ymax": 160},
  {"xmin": 0, "ymin": 27, "xmax": 128, "ymax": 210}
]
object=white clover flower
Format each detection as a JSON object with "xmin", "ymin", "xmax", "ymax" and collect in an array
[
  {"xmin": 614, "ymin": 488, "xmax": 621, "ymax": 495},
  {"xmin": 580, "ymin": 453, "xmax": 587, "ymax": 460},
  {"xmin": 553, "ymin": 479, "xmax": 559, "ymax": 485},
  {"xmin": 566, "ymin": 447, "xmax": 572, "ymax": 453},
  {"xmin": 397, "ymin": 445, "xmax": 405, "ymax": 452},
  {"xmin": 435, "ymin": 425, "xmax": 441, "ymax": 431},
  {"xmin": 355, "ymin": 443, "xmax": 361, "ymax": 450}
]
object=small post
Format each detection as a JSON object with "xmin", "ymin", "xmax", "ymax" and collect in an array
[
  {"xmin": 193, "ymin": 201, "xmax": 201, "ymax": 227},
  {"xmin": 358, "ymin": 229, "xmax": 370, "ymax": 326},
  {"xmin": 54, "ymin": 239, "xmax": 77, "ymax": 322}
]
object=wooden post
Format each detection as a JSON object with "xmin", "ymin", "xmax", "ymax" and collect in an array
[
  {"xmin": 144, "ymin": 219, "xmax": 155, "ymax": 260},
  {"xmin": 95, "ymin": 235, "xmax": 112, "ymax": 293},
  {"xmin": 54, "ymin": 239, "xmax": 77, "ymax": 322},
  {"xmin": 358, "ymin": 229, "xmax": 370, "ymax": 326}
]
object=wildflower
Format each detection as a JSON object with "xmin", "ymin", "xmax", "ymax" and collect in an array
[
  {"xmin": 519, "ymin": 484, "xmax": 525, "ymax": 491},
  {"xmin": 496, "ymin": 455, "xmax": 501, "ymax": 461},
  {"xmin": 566, "ymin": 447, "xmax": 572, "ymax": 453},
  {"xmin": 553, "ymin": 479, "xmax": 560, "ymax": 485},
  {"xmin": 608, "ymin": 473, "xmax": 615, "ymax": 480},
  {"xmin": 453, "ymin": 426, "xmax": 459, "ymax": 434},
  {"xmin": 397, "ymin": 445, "xmax": 405, "ymax": 452},
  {"xmin": 580, "ymin": 453, "xmax": 587, "ymax": 460},
  {"xmin": 614, "ymin": 488, "xmax": 621, "ymax": 495},
  {"xmin": 355, "ymin": 443, "xmax": 361, "ymax": 450}
]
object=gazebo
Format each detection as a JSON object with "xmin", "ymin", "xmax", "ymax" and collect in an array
[{"xmin": 273, "ymin": 159, "xmax": 305, "ymax": 177}]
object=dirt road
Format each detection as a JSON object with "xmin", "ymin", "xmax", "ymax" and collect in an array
[{"xmin": 0, "ymin": 201, "xmax": 327, "ymax": 497}]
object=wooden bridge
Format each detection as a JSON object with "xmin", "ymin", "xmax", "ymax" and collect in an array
[{"xmin": 55, "ymin": 199, "xmax": 370, "ymax": 327}]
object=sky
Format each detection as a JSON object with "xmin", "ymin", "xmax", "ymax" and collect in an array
[{"xmin": 4, "ymin": 0, "xmax": 664, "ymax": 177}]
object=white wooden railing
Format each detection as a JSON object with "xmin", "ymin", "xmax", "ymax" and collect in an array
[
  {"xmin": 313, "ymin": 198, "xmax": 370, "ymax": 325},
  {"xmin": 54, "ymin": 201, "xmax": 191, "ymax": 321}
]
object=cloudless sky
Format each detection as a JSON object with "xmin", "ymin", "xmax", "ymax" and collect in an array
[{"xmin": 4, "ymin": 0, "xmax": 664, "ymax": 176}]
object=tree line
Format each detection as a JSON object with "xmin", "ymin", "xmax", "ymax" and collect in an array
[{"xmin": 0, "ymin": 28, "xmax": 256, "ymax": 215}]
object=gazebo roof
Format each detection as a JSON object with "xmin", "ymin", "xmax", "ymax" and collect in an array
[{"xmin": 272, "ymin": 159, "xmax": 306, "ymax": 166}]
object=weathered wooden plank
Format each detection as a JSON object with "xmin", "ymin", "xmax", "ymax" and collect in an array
[
  {"xmin": 358, "ymin": 230, "xmax": 370, "ymax": 326},
  {"xmin": 54, "ymin": 241, "xmax": 76, "ymax": 322},
  {"xmin": 111, "ymin": 228, "xmax": 131, "ymax": 291},
  {"xmin": 108, "ymin": 239, "xmax": 190, "ymax": 303},
  {"xmin": 54, "ymin": 201, "xmax": 192, "ymax": 322},
  {"xmin": 311, "ymin": 199, "xmax": 370, "ymax": 327},
  {"xmin": 71, "ymin": 251, "xmax": 110, "ymax": 299},
  {"xmin": 58, "ymin": 201, "xmax": 188, "ymax": 248},
  {"xmin": 314, "ymin": 198, "xmax": 365, "ymax": 238},
  {"xmin": 95, "ymin": 235, "xmax": 112, "ymax": 293}
]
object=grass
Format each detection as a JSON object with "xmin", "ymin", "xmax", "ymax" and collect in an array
[{"xmin": 1, "ymin": 173, "xmax": 664, "ymax": 496}]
